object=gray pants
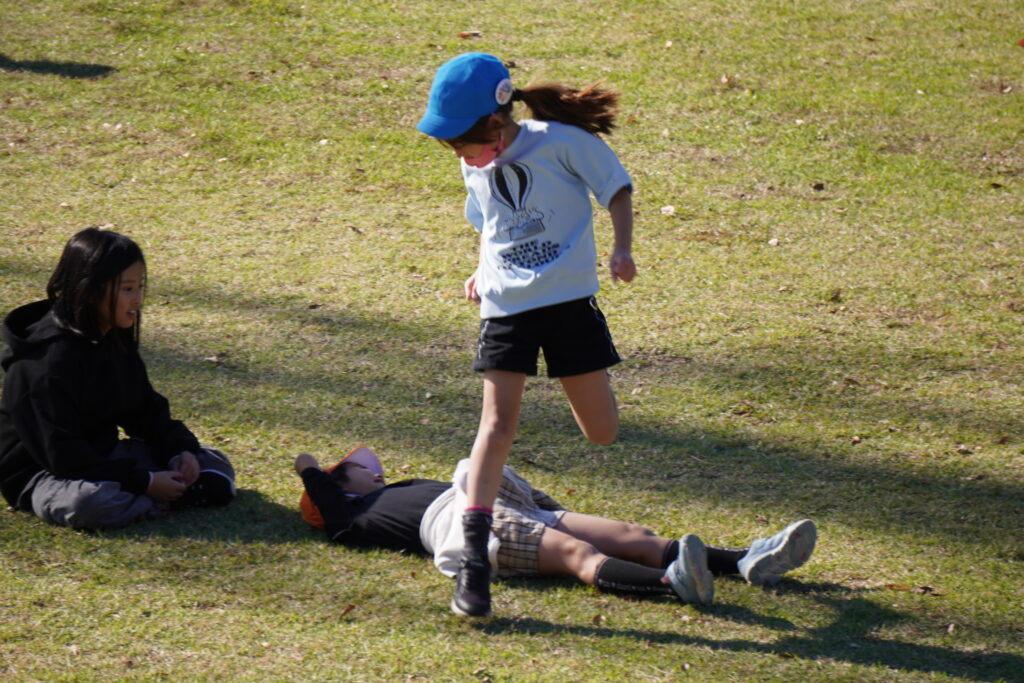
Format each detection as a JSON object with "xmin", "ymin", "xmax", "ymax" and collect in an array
[{"xmin": 28, "ymin": 440, "xmax": 235, "ymax": 530}]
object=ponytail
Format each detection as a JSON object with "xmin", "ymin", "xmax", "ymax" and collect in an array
[
  {"xmin": 513, "ymin": 82, "xmax": 619, "ymax": 136},
  {"xmin": 445, "ymin": 81, "xmax": 620, "ymax": 145}
]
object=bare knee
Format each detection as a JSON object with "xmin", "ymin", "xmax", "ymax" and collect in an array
[
  {"xmin": 564, "ymin": 538, "xmax": 604, "ymax": 583},
  {"xmin": 541, "ymin": 532, "xmax": 604, "ymax": 583},
  {"xmin": 583, "ymin": 419, "xmax": 618, "ymax": 445},
  {"xmin": 478, "ymin": 413, "xmax": 519, "ymax": 449},
  {"xmin": 627, "ymin": 524, "xmax": 658, "ymax": 543}
]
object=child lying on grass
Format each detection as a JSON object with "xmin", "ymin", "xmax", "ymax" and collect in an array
[{"xmin": 295, "ymin": 448, "xmax": 815, "ymax": 610}]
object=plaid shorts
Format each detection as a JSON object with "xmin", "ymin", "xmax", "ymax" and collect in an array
[{"xmin": 492, "ymin": 467, "xmax": 567, "ymax": 578}]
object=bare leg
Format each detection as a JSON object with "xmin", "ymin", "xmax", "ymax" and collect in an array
[
  {"xmin": 559, "ymin": 369, "xmax": 619, "ymax": 444},
  {"xmin": 465, "ymin": 369, "xmax": 527, "ymax": 508},
  {"xmin": 537, "ymin": 525, "xmax": 675, "ymax": 598},
  {"xmin": 537, "ymin": 524, "xmax": 608, "ymax": 584},
  {"xmin": 555, "ymin": 511, "xmax": 672, "ymax": 568}
]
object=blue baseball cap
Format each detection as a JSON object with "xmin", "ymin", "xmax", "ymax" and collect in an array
[{"xmin": 417, "ymin": 53, "xmax": 514, "ymax": 139}]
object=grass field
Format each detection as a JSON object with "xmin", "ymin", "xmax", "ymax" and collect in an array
[{"xmin": 1, "ymin": 1, "xmax": 1023, "ymax": 680}]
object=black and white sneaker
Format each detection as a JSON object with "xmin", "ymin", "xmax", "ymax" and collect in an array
[{"xmin": 451, "ymin": 556, "xmax": 492, "ymax": 617}]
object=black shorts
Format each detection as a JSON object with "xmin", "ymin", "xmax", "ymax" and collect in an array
[{"xmin": 472, "ymin": 296, "xmax": 621, "ymax": 378}]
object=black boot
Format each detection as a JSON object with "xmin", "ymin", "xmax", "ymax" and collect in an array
[{"xmin": 451, "ymin": 511, "xmax": 492, "ymax": 617}]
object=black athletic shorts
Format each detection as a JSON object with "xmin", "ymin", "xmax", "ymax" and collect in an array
[{"xmin": 472, "ymin": 296, "xmax": 621, "ymax": 378}]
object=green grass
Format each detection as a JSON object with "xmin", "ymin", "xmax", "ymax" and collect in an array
[{"xmin": 2, "ymin": 0, "xmax": 1023, "ymax": 680}]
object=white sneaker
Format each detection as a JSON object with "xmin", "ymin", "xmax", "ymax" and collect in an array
[
  {"xmin": 738, "ymin": 519, "xmax": 816, "ymax": 586},
  {"xmin": 664, "ymin": 534, "xmax": 714, "ymax": 605}
]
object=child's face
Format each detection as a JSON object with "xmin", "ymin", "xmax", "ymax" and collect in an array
[
  {"xmin": 450, "ymin": 140, "xmax": 491, "ymax": 160},
  {"xmin": 340, "ymin": 462, "xmax": 385, "ymax": 496},
  {"xmin": 99, "ymin": 260, "xmax": 145, "ymax": 334}
]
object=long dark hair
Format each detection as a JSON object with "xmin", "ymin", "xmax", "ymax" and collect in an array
[
  {"xmin": 447, "ymin": 82, "xmax": 620, "ymax": 145},
  {"xmin": 46, "ymin": 227, "xmax": 146, "ymax": 346}
]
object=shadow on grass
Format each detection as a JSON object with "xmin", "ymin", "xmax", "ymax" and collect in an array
[
  {"xmin": 109, "ymin": 489, "xmax": 306, "ymax": 545},
  {"xmin": 3, "ymin": 251, "xmax": 1022, "ymax": 564},
  {"xmin": 482, "ymin": 583, "xmax": 1021, "ymax": 682},
  {"xmin": 133, "ymin": 317, "xmax": 1024, "ymax": 562},
  {"xmin": 0, "ymin": 52, "xmax": 116, "ymax": 79}
]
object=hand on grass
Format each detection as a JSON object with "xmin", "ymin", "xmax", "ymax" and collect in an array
[{"xmin": 147, "ymin": 470, "xmax": 187, "ymax": 503}]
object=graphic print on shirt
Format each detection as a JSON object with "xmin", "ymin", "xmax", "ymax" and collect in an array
[{"xmin": 490, "ymin": 162, "xmax": 562, "ymax": 271}]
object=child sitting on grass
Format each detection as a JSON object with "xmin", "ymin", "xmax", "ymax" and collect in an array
[
  {"xmin": 0, "ymin": 228, "xmax": 236, "ymax": 530},
  {"xmin": 295, "ymin": 447, "xmax": 816, "ymax": 609}
]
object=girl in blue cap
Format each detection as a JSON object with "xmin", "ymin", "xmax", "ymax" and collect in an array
[{"xmin": 417, "ymin": 52, "xmax": 636, "ymax": 617}]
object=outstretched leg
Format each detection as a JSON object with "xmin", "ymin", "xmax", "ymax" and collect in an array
[
  {"xmin": 554, "ymin": 511, "xmax": 672, "ymax": 567},
  {"xmin": 537, "ymin": 526, "xmax": 711, "ymax": 604}
]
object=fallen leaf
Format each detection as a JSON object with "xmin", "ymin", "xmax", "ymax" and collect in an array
[
  {"xmin": 339, "ymin": 604, "xmax": 356, "ymax": 617},
  {"xmin": 955, "ymin": 444, "xmax": 973, "ymax": 455},
  {"xmin": 812, "ymin": 182, "xmax": 826, "ymax": 191},
  {"xmin": 660, "ymin": 205, "xmax": 676, "ymax": 215},
  {"xmin": 947, "ymin": 623, "xmax": 956, "ymax": 634},
  {"xmin": 755, "ymin": 514, "xmax": 769, "ymax": 525},
  {"xmin": 911, "ymin": 586, "xmax": 942, "ymax": 596},
  {"xmin": 768, "ymin": 238, "xmax": 780, "ymax": 246},
  {"xmin": 592, "ymin": 614, "xmax": 606, "ymax": 625},
  {"xmin": 851, "ymin": 435, "xmax": 862, "ymax": 444},
  {"xmin": 458, "ymin": 30, "xmax": 483, "ymax": 38},
  {"xmin": 885, "ymin": 583, "xmax": 911, "ymax": 591},
  {"xmin": 308, "ymin": 303, "xmax": 321, "ymax": 309}
]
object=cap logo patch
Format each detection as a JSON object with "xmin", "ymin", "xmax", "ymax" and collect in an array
[{"xmin": 495, "ymin": 78, "xmax": 513, "ymax": 105}]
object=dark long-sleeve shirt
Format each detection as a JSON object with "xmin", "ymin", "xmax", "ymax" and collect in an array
[
  {"xmin": 0, "ymin": 301, "xmax": 199, "ymax": 507},
  {"xmin": 300, "ymin": 468, "xmax": 450, "ymax": 553}
]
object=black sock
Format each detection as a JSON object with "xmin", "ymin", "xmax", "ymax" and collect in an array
[
  {"xmin": 462, "ymin": 510, "xmax": 493, "ymax": 562},
  {"xmin": 661, "ymin": 540, "xmax": 679, "ymax": 568},
  {"xmin": 661, "ymin": 539, "xmax": 747, "ymax": 575},
  {"xmin": 706, "ymin": 545, "xmax": 747, "ymax": 575},
  {"xmin": 594, "ymin": 557, "xmax": 673, "ymax": 595}
]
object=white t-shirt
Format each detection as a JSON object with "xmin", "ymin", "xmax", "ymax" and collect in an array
[{"xmin": 462, "ymin": 119, "xmax": 632, "ymax": 319}]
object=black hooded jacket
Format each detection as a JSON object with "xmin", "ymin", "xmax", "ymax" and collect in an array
[{"xmin": 0, "ymin": 300, "xmax": 200, "ymax": 508}]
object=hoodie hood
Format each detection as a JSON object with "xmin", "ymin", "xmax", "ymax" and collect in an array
[{"xmin": 1, "ymin": 300, "xmax": 73, "ymax": 372}]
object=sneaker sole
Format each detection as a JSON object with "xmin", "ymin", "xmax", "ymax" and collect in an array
[
  {"xmin": 746, "ymin": 519, "xmax": 817, "ymax": 586},
  {"xmin": 679, "ymin": 534, "xmax": 715, "ymax": 606},
  {"xmin": 450, "ymin": 598, "xmax": 492, "ymax": 618}
]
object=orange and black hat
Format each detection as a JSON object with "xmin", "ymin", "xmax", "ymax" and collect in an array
[{"xmin": 298, "ymin": 446, "xmax": 383, "ymax": 529}]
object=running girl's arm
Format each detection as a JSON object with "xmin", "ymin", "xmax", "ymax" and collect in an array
[
  {"xmin": 464, "ymin": 270, "xmax": 481, "ymax": 302},
  {"xmin": 608, "ymin": 187, "xmax": 636, "ymax": 283}
]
